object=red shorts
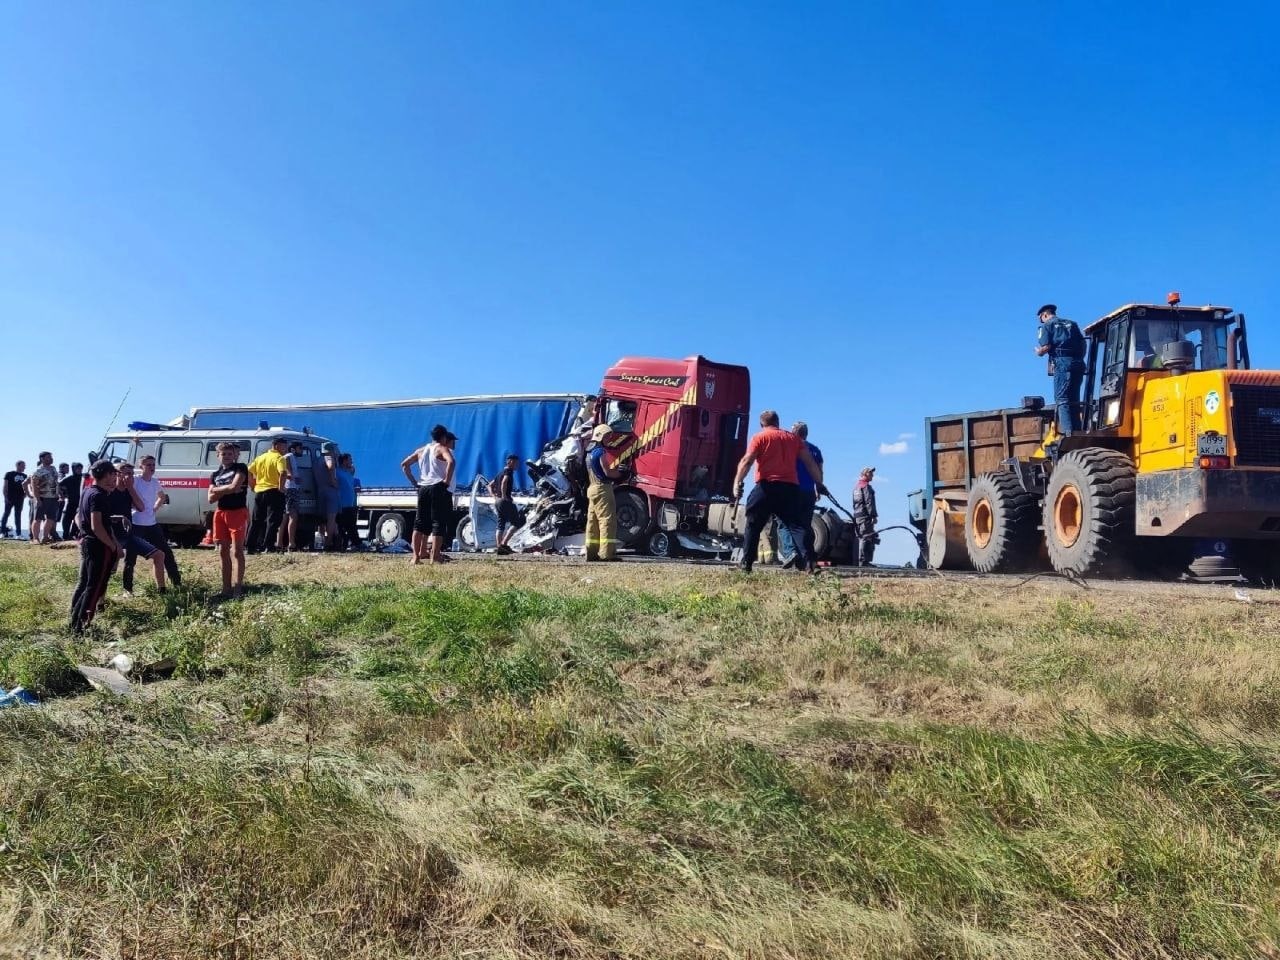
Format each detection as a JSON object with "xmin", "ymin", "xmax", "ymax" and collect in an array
[{"xmin": 212, "ymin": 507, "xmax": 249, "ymax": 544}]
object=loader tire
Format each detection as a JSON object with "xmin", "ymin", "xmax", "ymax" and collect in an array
[
  {"xmin": 965, "ymin": 472, "xmax": 1041, "ymax": 573},
  {"xmin": 1043, "ymin": 448, "xmax": 1136, "ymax": 578}
]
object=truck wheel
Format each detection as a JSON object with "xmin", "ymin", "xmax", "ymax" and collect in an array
[
  {"xmin": 965, "ymin": 472, "xmax": 1041, "ymax": 573},
  {"xmin": 810, "ymin": 511, "xmax": 832, "ymax": 561},
  {"xmin": 373, "ymin": 512, "xmax": 407, "ymax": 547},
  {"xmin": 648, "ymin": 530, "xmax": 678, "ymax": 558},
  {"xmin": 1042, "ymin": 448, "xmax": 1136, "ymax": 577},
  {"xmin": 614, "ymin": 488, "xmax": 649, "ymax": 549}
]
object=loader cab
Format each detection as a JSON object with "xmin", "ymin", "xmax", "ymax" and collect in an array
[{"xmin": 1081, "ymin": 303, "xmax": 1248, "ymax": 434}]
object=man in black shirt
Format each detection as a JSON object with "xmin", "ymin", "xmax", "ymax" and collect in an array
[
  {"xmin": 209, "ymin": 441, "xmax": 251, "ymax": 599},
  {"xmin": 70, "ymin": 460, "xmax": 123, "ymax": 633},
  {"xmin": 111, "ymin": 461, "xmax": 165, "ymax": 597},
  {"xmin": 2, "ymin": 460, "xmax": 27, "ymax": 538},
  {"xmin": 59, "ymin": 463, "xmax": 83, "ymax": 540},
  {"xmin": 488, "ymin": 453, "xmax": 524, "ymax": 554}
]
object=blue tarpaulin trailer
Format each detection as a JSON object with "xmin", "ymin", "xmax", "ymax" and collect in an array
[{"xmin": 187, "ymin": 394, "xmax": 587, "ymax": 491}]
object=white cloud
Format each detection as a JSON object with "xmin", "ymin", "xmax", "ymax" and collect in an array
[
  {"xmin": 896, "ymin": 432, "xmax": 915, "ymax": 440},
  {"xmin": 879, "ymin": 440, "xmax": 909, "ymax": 455}
]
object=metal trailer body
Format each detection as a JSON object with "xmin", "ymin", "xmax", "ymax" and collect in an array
[
  {"xmin": 907, "ymin": 404, "xmax": 1055, "ymax": 569},
  {"xmin": 187, "ymin": 395, "xmax": 587, "ymax": 544}
]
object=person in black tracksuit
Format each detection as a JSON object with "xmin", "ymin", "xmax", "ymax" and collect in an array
[{"xmin": 70, "ymin": 461, "xmax": 122, "ymax": 633}]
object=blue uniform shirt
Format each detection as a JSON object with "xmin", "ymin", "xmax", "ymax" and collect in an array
[
  {"xmin": 1037, "ymin": 317, "xmax": 1086, "ymax": 360},
  {"xmin": 588, "ymin": 446, "xmax": 611, "ymax": 483},
  {"xmin": 795, "ymin": 441, "xmax": 823, "ymax": 494}
]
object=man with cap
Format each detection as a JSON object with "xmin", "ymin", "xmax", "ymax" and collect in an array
[
  {"xmin": 1035, "ymin": 303, "xmax": 1087, "ymax": 438},
  {"xmin": 852, "ymin": 467, "xmax": 879, "ymax": 566},
  {"xmin": 585, "ymin": 423, "xmax": 624, "ymax": 561},
  {"xmin": 246, "ymin": 435, "xmax": 290, "ymax": 553}
]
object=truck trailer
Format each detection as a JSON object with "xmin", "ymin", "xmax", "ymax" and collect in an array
[
  {"xmin": 186, "ymin": 395, "xmax": 585, "ymax": 546},
  {"xmin": 185, "ymin": 355, "xmax": 754, "ymax": 555}
]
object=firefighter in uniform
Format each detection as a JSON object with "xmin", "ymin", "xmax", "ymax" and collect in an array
[
  {"xmin": 585, "ymin": 423, "xmax": 623, "ymax": 561},
  {"xmin": 1035, "ymin": 303, "xmax": 1087, "ymax": 436}
]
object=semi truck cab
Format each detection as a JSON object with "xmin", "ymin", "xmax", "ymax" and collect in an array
[{"xmin": 598, "ymin": 355, "xmax": 751, "ymax": 556}]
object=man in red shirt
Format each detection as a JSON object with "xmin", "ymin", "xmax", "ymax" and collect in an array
[{"xmin": 732, "ymin": 410, "xmax": 825, "ymax": 573}]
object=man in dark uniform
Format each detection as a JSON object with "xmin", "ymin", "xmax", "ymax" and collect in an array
[{"xmin": 1035, "ymin": 303, "xmax": 1087, "ymax": 436}]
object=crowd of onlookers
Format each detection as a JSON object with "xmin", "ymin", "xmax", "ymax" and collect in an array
[
  {"xmin": 6, "ymin": 417, "xmax": 881, "ymax": 634},
  {"xmin": 3, "ymin": 456, "xmax": 85, "ymax": 544}
]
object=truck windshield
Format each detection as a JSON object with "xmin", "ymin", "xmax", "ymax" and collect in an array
[
  {"xmin": 1129, "ymin": 317, "xmax": 1230, "ymax": 371},
  {"xmin": 603, "ymin": 399, "xmax": 637, "ymax": 433}
]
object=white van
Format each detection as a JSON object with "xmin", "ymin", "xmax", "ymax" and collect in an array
[{"xmin": 89, "ymin": 426, "xmax": 333, "ymax": 546}]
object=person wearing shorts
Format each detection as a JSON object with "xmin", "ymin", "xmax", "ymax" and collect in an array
[
  {"xmin": 278, "ymin": 441, "xmax": 302, "ymax": 551},
  {"xmin": 317, "ymin": 442, "xmax": 341, "ymax": 551},
  {"xmin": 28, "ymin": 452, "xmax": 61, "ymax": 544},
  {"xmin": 488, "ymin": 453, "xmax": 524, "ymax": 554},
  {"xmin": 111, "ymin": 461, "xmax": 167, "ymax": 597},
  {"xmin": 400, "ymin": 424, "xmax": 456, "ymax": 565},
  {"xmin": 209, "ymin": 442, "xmax": 250, "ymax": 599}
]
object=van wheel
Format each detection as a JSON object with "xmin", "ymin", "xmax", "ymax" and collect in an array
[
  {"xmin": 373, "ymin": 512, "xmax": 407, "ymax": 547},
  {"xmin": 965, "ymin": 472, "xmax": 1041, "ymax": 573},
  {"xmin": 1043, "ymin": 448, "xmax": 1136, "ymax": 577}
]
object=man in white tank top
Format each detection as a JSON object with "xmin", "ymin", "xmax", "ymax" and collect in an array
[{"xmin": 400, "ymin": 425, "xmax": 457, "ymax": 565}]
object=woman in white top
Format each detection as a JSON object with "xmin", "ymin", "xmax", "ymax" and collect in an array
[{"xmin": 400, "ymin": 425, "xmax": 457, "ymax": 565}]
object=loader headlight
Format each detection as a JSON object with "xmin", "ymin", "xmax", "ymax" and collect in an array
[{"xmin": 1104, "ymin": 399, "xmax": 1121, "ymax": 426}]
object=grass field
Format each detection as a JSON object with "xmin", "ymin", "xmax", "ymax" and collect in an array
[{"xmin": 2, "ymin": 542, "xmax": 1280, "ymax": 959}]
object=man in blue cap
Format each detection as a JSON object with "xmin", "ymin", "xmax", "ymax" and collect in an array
[{"xmin": 1035, "ymin": 303, "xmax": 1087, "ymax": 436}]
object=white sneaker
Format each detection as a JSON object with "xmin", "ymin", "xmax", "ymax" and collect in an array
[{"xmin": 120, "ymin": 590, "xmax": 134, "ymax": 599}]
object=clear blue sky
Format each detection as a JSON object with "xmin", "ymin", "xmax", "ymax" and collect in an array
[{"xmin": 2, "ymin": 2, "xmax": 1276, "ymax": 561}]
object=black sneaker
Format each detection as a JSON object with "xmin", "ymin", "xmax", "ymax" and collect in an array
[{"xmin": 737, "ymin": 561, "xmax": 753, "ymax": 573}]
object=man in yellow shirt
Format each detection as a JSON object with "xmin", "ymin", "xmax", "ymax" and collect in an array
[{"xmin": 246, "ymin": 436, "xmax": 291, "ymax": 554}]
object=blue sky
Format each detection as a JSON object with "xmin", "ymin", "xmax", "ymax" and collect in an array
[{"xmin": 2, "ymin": 2, "xmax": 1276, "ymax": 561}]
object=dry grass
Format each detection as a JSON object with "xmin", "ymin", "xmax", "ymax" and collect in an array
[{"xmin": 2, "ymin": 542, "xmax": 1280, "ymax": 959}]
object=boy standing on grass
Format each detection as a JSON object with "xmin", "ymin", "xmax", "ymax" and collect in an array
[
  {"xmin": 69, "ymin": 460, "xmax": 122, "ymax": 633},
  {"xmin": 209, "ymin": 441, "xmax": 250, "ymax": 599}
]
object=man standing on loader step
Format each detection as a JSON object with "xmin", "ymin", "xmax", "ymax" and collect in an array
[{"xmin": 1035, "ymin": 303, "xmax": 1087, "ymax": 436}]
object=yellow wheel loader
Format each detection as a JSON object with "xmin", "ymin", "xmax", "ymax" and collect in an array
[{"xmin": 909, "ymin": 298, "xmax": 1280, "ymax": 582}]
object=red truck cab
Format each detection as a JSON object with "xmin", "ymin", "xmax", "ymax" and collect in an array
[{"xmin": 595, "ymin": 355, "xmax": 750, "ymax": 555}]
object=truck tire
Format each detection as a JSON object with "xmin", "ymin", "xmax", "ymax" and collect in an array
[
  {"xmin": 965, "ymin": 472, "xmax": 1041, "ymax": 573},
  {"xmin": 648, "ymin": 529, "xmax": 678, "ymax": 558},
  {"xmin": 1042, "ymin": 448, "xmax": 1136, "ymax": 577},
  {"xmin": 810, "ymin": 511, "xmax": 832, "ymax": 562},
  {"xmin": 373, "ymin": 511, "xmax": 408, "ymax": 547},
  {"xmin": 614, "ymin": 488, "xmax": 649, "ymax": 549}
]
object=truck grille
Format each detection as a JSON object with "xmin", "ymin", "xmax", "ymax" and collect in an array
[{"xmin": 1230, "ymin": 385, "xmax": 1280, "ymax": 467}]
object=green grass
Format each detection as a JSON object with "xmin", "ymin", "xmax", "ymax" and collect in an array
[{"xmin": 2, "ymin": 546, "xmax": 1280, "ymax": 958}]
